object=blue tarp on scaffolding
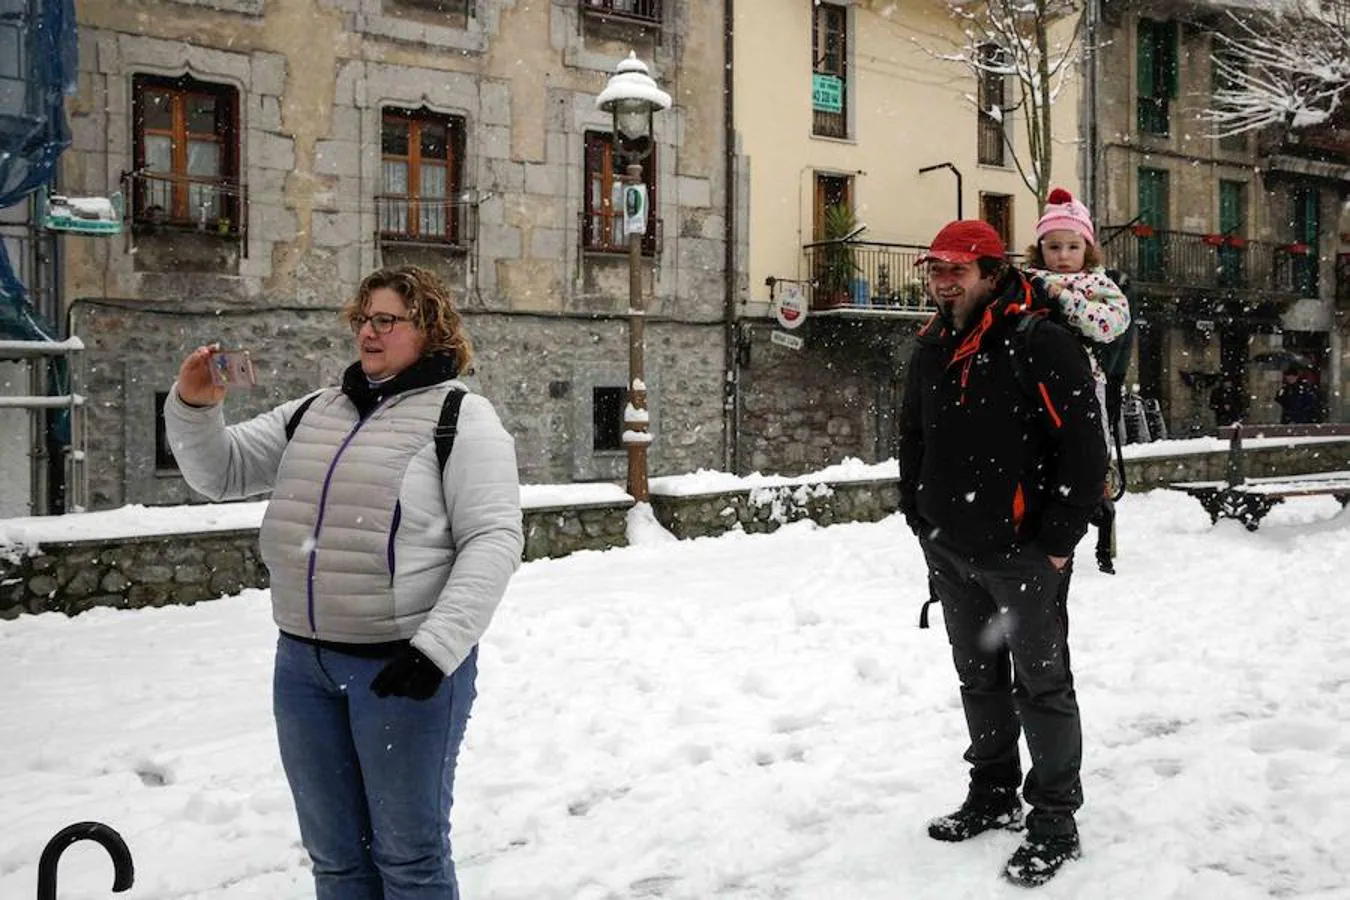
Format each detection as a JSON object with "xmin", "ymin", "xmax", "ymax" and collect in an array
[{"xmin": 0, "ymin": 0, "xmax": 77, "ymax": 341}]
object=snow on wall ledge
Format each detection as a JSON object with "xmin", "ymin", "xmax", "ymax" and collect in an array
[{"xmin": 2, "ymin": 442, "xmax": 1349, "ymax": 619}]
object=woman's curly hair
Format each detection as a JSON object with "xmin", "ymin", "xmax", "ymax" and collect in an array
[{"xmin": 342, "ymin": 265, "xmax": 475, "ymax": 373}]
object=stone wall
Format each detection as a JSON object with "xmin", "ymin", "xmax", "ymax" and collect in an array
[
  {"xmin": 5, "ymin": 440, "xmax": 1348, "ymax": 619},
  {"xmin": 736, "ymin": 318, "xmax": 918, "ymax": 475},
  {"xmin": 651, "ymin": 478, "xmax": 899, "ymax": 540},
  {"xmin": 1124, "ymin": 439, "xmax": 1350, "ymax": 491},
  {"xmin": 75, "ymin": 304, "xmax": 725, "ymax": 509},
  {"xmin": 1, "ymin": 500, "xmax": 633, "ymax": 619},
  {"xmin": 2, "ymin": 529, "xmax": 267, "ymax": 618}
]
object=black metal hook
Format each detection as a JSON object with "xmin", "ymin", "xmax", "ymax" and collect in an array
[{"xmin": 37, "ymin": 822, "xmax": 134, "ymax": 900}]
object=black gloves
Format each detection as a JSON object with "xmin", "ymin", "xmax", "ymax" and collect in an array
[{"xmin": 371, "ymin": 646, "xmax": 446, "ymax": 700}]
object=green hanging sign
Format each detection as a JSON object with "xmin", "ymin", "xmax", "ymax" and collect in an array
[{"xmin": 812, "ymin": 74, "xmax": 842, "ymax": 113}]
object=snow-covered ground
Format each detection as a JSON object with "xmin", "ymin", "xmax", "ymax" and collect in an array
[{"xmin": 3, "ymin": 488, "xmax": 1349, "ymax": 899}]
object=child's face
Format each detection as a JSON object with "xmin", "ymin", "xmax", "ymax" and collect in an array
[{"xmin": 1040, "ymin": 229, "xmax": 1088, "ymax": 273}]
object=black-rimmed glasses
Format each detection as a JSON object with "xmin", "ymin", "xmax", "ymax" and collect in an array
[{"xmin": 351, "ymin": 313, "xmax": 413, "ymax": 335}]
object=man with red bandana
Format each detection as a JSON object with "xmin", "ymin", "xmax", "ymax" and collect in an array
[{"xmin": 898, "ymin": 219, "xmax": 1107, "ymax": 887}]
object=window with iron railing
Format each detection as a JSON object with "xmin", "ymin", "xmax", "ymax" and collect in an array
[
  {"xmin": 131, "ymin": 74, "xmax": 241, "ymax": 233},
  {"xmin": 388, "ymin": 0, "xmax": 471, "ymax": 29},
  {"xmin": 977, "ymin": 44, "xmax": 1008, "ymax": 166},
  {"xmin": 581, "ymin": 0, "xmax": 661, "ymax": 24},
  {"xmin": 583, "ymin": 131, "xmax": 657, "ymax": 255},
  {"xmin": 1136, "ymin": 18, "xmax": 1177, "ymax": 136},
  {"xmin": 811, "ymin": 2, "xmax": 848, "ymax": 139},
  {"xmin": 379, "ymin": 108, "xmax": 466, "ymax": 245},
  {"xmin": 124, "ymin": 169, "xmax": 246, "ymax": 237}
]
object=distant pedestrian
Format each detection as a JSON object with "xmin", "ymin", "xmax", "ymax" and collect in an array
[
  {"xmin": 1209, "ymin": 375, "xmax": 1246, "ymax": 426},
  {"xmin": 1275, "ymin": 367, "xmax": 1320, "ymax": 424},
  {"xmin": 900, "ymin": 219, "xmax": 1108, "ymax": 887}
]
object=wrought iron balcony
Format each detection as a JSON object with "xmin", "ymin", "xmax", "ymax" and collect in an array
[
  {"xmin": 580, "ymin": 0, "xmax": 661, "ymax": 25},
  {"xmin": 122, "ymin": 169, "xmax": 246, "ymax": 238},
  {"xmin": 977, "ymin": 114, "xmax": 1004, "ymax": 166},
  {"xmin": 578, "ymin": 208, "xmax": 661, "ymax": 256},
  {"xmin": 1102, "ymin": 226, "xmax": 1320, "ymax": 299},
  {"xmin": 375, "ymin": 195, "xmax": 477, "ymax": 249},
  {"xmin": 802, "ymin": 240, "xmax": 938, "ymax": 314}
]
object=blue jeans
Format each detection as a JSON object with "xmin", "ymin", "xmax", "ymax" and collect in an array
[{"xmin": 273, "ymin": 633, "xmax": 478, "ymax": 900}]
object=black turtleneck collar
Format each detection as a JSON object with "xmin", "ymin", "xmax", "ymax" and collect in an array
[{"xmin": 341, "ymin": 352, "xmax": 459, "ymax": 419}]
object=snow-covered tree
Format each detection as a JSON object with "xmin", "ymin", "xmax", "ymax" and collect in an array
[
  {"xmin": 929, "ymin": 0, "xmax": 1084, "ymax": 211},
  {"xmin": 1205, "ymin": 0, "xmax": 1350, "ymax": 138}
]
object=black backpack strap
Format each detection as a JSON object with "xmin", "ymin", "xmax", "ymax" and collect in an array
[
  {"xmin": 283, "ymin": 392, "xmax": 322, "ymax": 442},
  {"xmin": 1007, "ymin": 313, "xmax": 1044, "ymax": 405},
  {"xmin": 918, "ymin": 580, "xmax": 941, "ymax": 629},
  {"xmin": 434, "ymin": 388, "xmax": 467, "ymax": 474}
]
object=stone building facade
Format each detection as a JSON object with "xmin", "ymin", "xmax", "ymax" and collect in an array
[
  {"xmin": 61, "ymin": 0, "xmax": 737, "ymax": 509},
  {"xmin": 1088, "ymin": 0, "xmax": 1349, "ymax": 435}
]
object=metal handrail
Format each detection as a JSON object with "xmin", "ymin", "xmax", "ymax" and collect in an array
[
  {"xmin": 579, "ymin": 208, "xmax": 661, "ymax": 255},
  {"xmin": 579, "ymin": 0, "xmax": 662, "ymax": 24},
  {"xmin": 802, "ymin": 240, "xmax": 936, "ymax": 313},
  {"xmin": 1101, "ymin": 225, "xmax": 1320, "ymax": 297},
  {"xmin": 374, "ymin": 194, "xmax": 478, "ymax": 247},
  {"xmin": 120, "ymin": 169, "xmax": 247, "ymax": 237}
]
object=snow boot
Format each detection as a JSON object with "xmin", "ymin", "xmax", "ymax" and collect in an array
[
  {"xmin": 927, "ymin": 787, "xmax": 1023, "ymax": 842},
  {"xmin": 1002, "ymin": 820, "xmax": 1081, "ymax": 887}
]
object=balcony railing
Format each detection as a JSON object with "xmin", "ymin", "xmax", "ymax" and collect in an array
[
  {"xmin": 1102, "ymin": 226, "xmax": 1320, "ymax": 298},
  {"xmin": 977, "ymin": 114, "xmax": 1004, "ymax": 166},
  {"xmin": 122, "ymin": 169, "xmax": 246, "ymax": 238},
  {"xmin": 375, "ymin": 195, "xmax": 477, "ymax": 248},
  {"xmin": 802, "ymin": 240, "xmax": 938, "ymax": 313},
  {"xmin": 579, "ymin": 208, "xmax": 660, "ymax": 256},
  {"xmin": 580, "ymin": 0, "xmax": 661, "ymax": 24}
]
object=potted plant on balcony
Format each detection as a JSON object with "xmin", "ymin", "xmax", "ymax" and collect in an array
[{"xmin": 816, "ymin": 203, "xmax": 860, "ymax": 307}]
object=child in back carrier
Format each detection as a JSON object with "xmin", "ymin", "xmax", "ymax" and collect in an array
[{"xmin": 1024, "ymin": 187, "xmax": 1130, "ymax": 574}]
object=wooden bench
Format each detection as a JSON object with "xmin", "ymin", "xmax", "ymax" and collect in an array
[{"xmin": 1167, "ymin": 422, "xmax": 1350, "ymax": 530}]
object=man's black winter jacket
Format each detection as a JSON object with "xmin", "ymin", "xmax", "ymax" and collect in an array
[{"xmin": 898, "ymin": 270, "xmax": 1108, "ymax": 559}]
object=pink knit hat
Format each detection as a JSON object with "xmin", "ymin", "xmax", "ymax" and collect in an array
[{"xmin": 1035, "ymin": 187, "xmax": 1096, "ymax": 246}]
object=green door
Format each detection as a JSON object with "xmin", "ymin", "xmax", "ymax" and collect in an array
[
  {"xmin": 1218, "ymin": 180, "xmax": 1245, "ymax": 287},
  {"xmin": 1291, "ymin": 187, "xmax": 1319, "ymax": 296},
  {"xmin": 1137, "ymin": 168, "xmax": 1168, "ymax": 280}
]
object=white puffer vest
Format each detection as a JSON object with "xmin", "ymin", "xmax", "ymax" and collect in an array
[{"xmin": 260, "ymin": 384, "xmax": 458, "ymax": 642}]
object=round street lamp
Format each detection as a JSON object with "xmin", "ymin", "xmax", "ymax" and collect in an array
[
  {"xmin": 596, "ymin": 52, "xmax": 671, "ymax": 163},
  {"xmin": 595, "ymin": 52, "xmax": 670, "ymax": 503}
]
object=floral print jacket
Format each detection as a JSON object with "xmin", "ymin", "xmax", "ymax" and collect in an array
[{"xmin": 1026, "ymin": 266, "xmax": 1130, "ymax": 344}]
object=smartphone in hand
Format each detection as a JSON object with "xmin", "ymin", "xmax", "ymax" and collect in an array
[{"xmin": 208, "ymin": 349, "xmax": 258, "ymax": 388}]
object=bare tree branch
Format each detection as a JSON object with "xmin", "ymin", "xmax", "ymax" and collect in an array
[
  {"xmin": 1203, "ymin": 0, "xmax": 1350, "ymax": 138},
  {"xmin": 924, "ymin": 0, "xmax": 1085, "ymax": 210}
]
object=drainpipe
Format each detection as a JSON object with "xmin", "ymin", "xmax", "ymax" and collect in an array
[
  {"xmin": 1083, "ymin": 0, "xmax": 1102, "ymax": 216},
  {"xmin": 918, "ymin": 162, "xmax": 963, "ymax": 220},
  {"xmin": 722, "ymin": 0, "xmax": 739, "ymax": 473}
]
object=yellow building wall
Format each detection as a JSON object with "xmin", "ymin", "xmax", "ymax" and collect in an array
[{"xmin": 735, "ymin": 0, "xmax": 1082, "ymax": 312}]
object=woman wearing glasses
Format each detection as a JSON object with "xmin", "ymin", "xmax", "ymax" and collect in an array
[{"xmin": 165, "ymin": 265, "xmax": 523, "ymax": 900}]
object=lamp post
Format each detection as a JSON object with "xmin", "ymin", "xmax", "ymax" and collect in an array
[{"xmin": 596, "ymin": 52, "xmax": 671, "ymax": 502}]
